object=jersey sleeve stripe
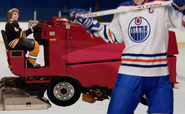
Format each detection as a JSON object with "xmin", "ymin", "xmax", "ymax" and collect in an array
[
  {"xmin": 102, "ymin": 25, "xmax": 119, "ymax": 43},
  {"xmin": 20, "ymin": 31, "xmax": 23, "ymax": 38},
  {"xmin": 8, "ymin": 39, "xmax": 16, "ymax": 47},
  {"xmin": 9, "ymin": 38, "xmax": 20, "ymax": 49},
  {"xmin": 103, "ymin": 25, "xmax": 111, "ymax": 43},
  {"xmin": 108, "ymin": 29, "xmax": 116, "ymax": 44},
  {"xmin": 112, "ymin": 33, "xmax": 119, "ymax": 43}
]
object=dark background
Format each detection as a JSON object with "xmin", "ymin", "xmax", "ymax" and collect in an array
[{"xmin": 0, "ymin": 0, "xmax": 129, "ymax": 22}]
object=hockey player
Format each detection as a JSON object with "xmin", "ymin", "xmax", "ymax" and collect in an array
[
  {"xmin": 70, "ymin": 0, "xmax": 185, "ymax": 113},
  {"xmin": 5, "ymin": 8, "xmax": 40, "ymax": 68}
]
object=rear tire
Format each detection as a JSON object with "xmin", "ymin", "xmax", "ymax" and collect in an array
[{"xmin": 47, "ymin": 76, "xmax": 81, "ymax": 106}]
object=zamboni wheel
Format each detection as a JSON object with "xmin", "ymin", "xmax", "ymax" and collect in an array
[{"xmin": 47, "ymin": 76, "xmax": 81, "ymax": 106}]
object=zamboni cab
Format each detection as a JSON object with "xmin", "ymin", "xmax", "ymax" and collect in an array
[{"xmin": 0, "ymin": 17, "xmax": 179, "ymax": 108}]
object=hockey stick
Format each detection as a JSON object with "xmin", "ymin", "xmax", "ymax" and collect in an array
[{"xmin": 82, "ymin": 0, "xmax": 172, "ymax": 18}]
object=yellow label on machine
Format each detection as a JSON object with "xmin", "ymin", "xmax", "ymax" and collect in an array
[{"xmin": 50, "ymin": 39, "xmax": 56, "ymax": 41}]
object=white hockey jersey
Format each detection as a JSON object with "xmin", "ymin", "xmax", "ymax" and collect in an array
[{"xmin": 95, "ymin": 0, "xmax": 185, "ymax": 77}]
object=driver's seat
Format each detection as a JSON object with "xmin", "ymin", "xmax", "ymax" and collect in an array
[
  {"xmin": 1, "ymin": 30, "xmax": 26, "ymax": 75},
  {"xmin": 1, "ymin": 30, "xmax": 10, "ymax": 50}
]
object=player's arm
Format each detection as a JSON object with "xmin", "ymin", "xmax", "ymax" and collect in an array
[
  {"xmin": 17, "ymin": 23, "xmax": 33, "ymax": 38},
  {"xmin": 95, "ymin": 13, "xmax": 124, "ymax": 44},
  {"xmin": 167, "ymin": 0, "xmax": 185, "ymax": 30},
  {"xmin": 70, "ymin": 9, "xmax": 123, "ymax": 44},
  {"xmin": 21, "ymin": 27, "xmax": 33, "ymax": 38}
]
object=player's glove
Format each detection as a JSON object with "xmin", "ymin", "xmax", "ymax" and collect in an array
[
  {"xmin": 30, "ymin": 24, "xmax": 40, "ymax": 33},
  {"xmin": 69, "ymin": 8, "xmax": 103, "ymax": 33},
  {"xmin": 172, "ymin": 0, "xmax": 185, "ymax": 15}
]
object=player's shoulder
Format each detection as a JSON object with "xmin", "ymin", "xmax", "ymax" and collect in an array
[
  {"xmin": 6, "ymin": 21, "xmax": 19, "ymax": 27},
  {"xmin": 119, "ymin": 1, "xmax": 134, "ymax": 7},
  {"xmin": 7, "ymin": 21, "xmax": 18, "ymax": 25}
]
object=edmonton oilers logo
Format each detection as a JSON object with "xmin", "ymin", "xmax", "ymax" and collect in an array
[{"xmin": 128, "ymin": 16, "xmax": 151, "ymax": 43}]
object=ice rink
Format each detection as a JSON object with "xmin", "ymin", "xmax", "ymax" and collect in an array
[{"xmin": 0, "ymin": 43, "xmax": 184, "ymax": 114}]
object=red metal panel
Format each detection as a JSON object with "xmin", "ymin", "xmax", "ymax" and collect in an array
[
  {"xmin": 66, "ymin": 61, "xmax": 121, "ymax": 88},
  {"xmin": 167, "ymin": 31, "xmax": 179, "ymax": 55},
  {"xmin": 7, "ymin": 50, "xmax": 25, "ymax": 76},
  {"xmin": 167, "ymin": 56, "xmax": 177, "ymax": 83}
]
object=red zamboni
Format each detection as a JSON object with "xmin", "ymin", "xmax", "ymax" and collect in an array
[{"xmin": 0, "ymin": 17, "xmax": 179, "ymax": 110}]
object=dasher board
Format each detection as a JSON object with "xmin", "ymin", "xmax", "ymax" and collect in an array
[{"xmin": 0, "ymin": 89, "xmax": 51, "ymax": 110}]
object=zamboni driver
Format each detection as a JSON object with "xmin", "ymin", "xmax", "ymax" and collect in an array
[{"xmin": 5, "ymin": 8, "xmax": 40, "ymax": 68}]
